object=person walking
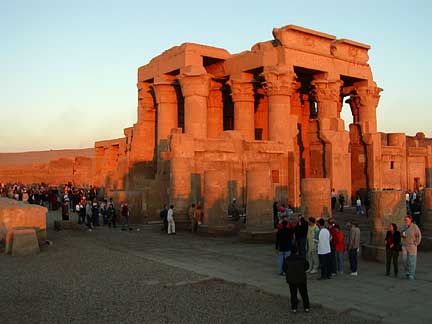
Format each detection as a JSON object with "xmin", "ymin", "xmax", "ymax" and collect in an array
[
  {"xmin": 275, "ymin": 215, "xmax": 294, "ymax": 275},
  {"xmin": 355, "ymin": 196, "xmax": 363, "ymax": 216},
  {"xmin": 61, "ymin": 200, "xmax": 70, "ymax": 221},
  {"xmin": 317, "ymin": 219, "xmax": 331, "ymax": 280},
  {"xmin": 107, "ymin": 203, "xmax": 117, "ymax": 228},
  {"xmin": 283, "ymin": 245, "xmax": 310, "ymax": 313},
  {"xmin": 385, "ymin": 223, "xmax": 402, "ymax": 277},
  {"xmin": 306, "ymin": 217, "xmax": 319, "ymax": 274},
  {"xmin": 347, "ymin": 222, "xmax": 361, "ymax": 276},
  {"xmin": 85, "ymin": 201, "xmax": 93, "ymax": 231},
  {"xmin": 121, "ymin": 202, "xmax": 131, "ymax": 231},
  {"xmin": 401, "ymin": 215, "xmax": 422, "ymax": 280},
  {"xmin": 331, "ymin": 188, "xmax": 337, "ymax": 211},
  {"xmin": 167, "ymin": 205, "xmax": 176, "ymax": 235},
  {"xmin": 338, "ymin": 194, "xmax": 345, "ymax": 212}
]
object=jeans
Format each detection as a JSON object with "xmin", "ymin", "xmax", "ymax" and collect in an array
[
  {"xmin": 386, "ymin": 249, "xmax": 399, "ymax": 276},
  {"xmin": 349, "ymin": 249, "xmax": 358, "ymax": 273},
  {"xmin": 289, "ymin": 283, "xmax": 310, "ymax": 310},
  {"xmin": 402, "ymin": 248, "xmax": 417, "ymax": 279},
  {"xmin": 307, "ymin": 248, "xmax": 319, "ymax": 271},
  {"xmin": 336, "ymin": 251, "xmax": 344, "ymax": 273},
  {"xmin": 356, "ymin": 205, "xmax": 362, "ymax": 216},
  {"xmin": 330, "ymin": 247, "xmax": 337, "ymax": 274},
  {"xmin": 278, "ymin": 251, "xmax": 291, "ymax": 274},
  {"xmin": 297, "ymin": 238, "xmax": 307, "ymax": 257},
  {"xmin": 318, "ymin": 253, "xmax": 331, "ymax": 278}
]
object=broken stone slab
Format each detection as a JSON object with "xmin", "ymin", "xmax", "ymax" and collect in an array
[{"xmin": 11, "ymin": 228, "xmax": 40, "ymax": 256}]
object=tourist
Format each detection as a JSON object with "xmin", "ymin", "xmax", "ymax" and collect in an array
[
  {"xmin": 306, "ymin": 217, "xmax": 319, "ymax": 274},
  {"xmin": 160, "ymin": 205, "xmax": 168, "ymax": 232},
  {"xmin": 78, "ymin": 200, "xmax": 86, "ymax": 224},
  {"xmin": 85, "ymin": 201, "xmax": 93, "ymax": 231},
  {"xmin": 401, "ymin": 215, "xmax": 422, "ymax": 280},
  {"xmin": 229, "ymin": 198, "xmax": 240, "ymax": 221},
  {"xmin": 107, "ymin": 203, "xmax": 116, "ymax": 228},
  {"xmin": 283, "ymin": 245, "xmax": 310, "ymax": 313},
  {"xmin": 167, "ymin": 204, "xmax": 176, "ymax": 235},
  {"xmin": 196, "ymin": 204, "xmax": 203, "ymax": 226},
  {"xmin": 317, "ymin": 218, "xmax": 331, "ymax": 280},
  {"xmin": 347, "ymin": 222, "xmax": 361, "ymax": 276},
  {"xmin": 61, "ymin": 200, "xmax": 69, "ymax": 221},
  {"xmin": 275, "ymin": 215, "xmax": 294, "ymax": 275},
  {"xmin": 188, "ymin": 203, "xmax": 197, "ymax": 232},
  {"xmin": 355, "ymin": 196, "xmax": 363, "ymax": 216},
  {"xmin": 100, "ymin": 200, "xmax": 108, "ymax": 225},
  {"xmin": 405, "ymin": 191, "xmax": 410, "ymax": 214},
  {"xmin": 273, "ymin": 202, "xmax": 279, "ymax": 229},
  {"xmin": 331, "ymin": 188, "xmax": 337, "ymax": 211},
  {"xmin": 121, "ymin": 202, "xmax": 131, "ymax": 231},
  {"xmin": 92, "ymin": 199, "xmax": 99, "ymax": 226},
  {"xmin": 333, "ymin": 224, "xmax": 345, "ymax": 274},
  {"xmin": 294, "ymin": 215, "xmax": 308, "ymax": 257},
  {"xmin": 338, "ymin": 193, "xmax": 345, "ymax": 212},
  {"xmin": 384, "ymin": 223, "xmax": 402, "ymax": 277},
  {"xmin": 328, "ymin": 219, "xmax": 337, "ymax": 276}
]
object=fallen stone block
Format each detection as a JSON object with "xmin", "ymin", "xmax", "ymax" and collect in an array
[{"xmin": 11, "ymin": 229, "xmax": 40, "ymax": 256}]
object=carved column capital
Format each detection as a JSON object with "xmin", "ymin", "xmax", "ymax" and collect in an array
[
  {"xmin": 227, "ymin": 78, "xmax": 255, "ymax": 102},
  {"xmin": 311, "ymin": 79, "xmax": 344, "ymax": 103},
  {"xmin": 178, "ymin": 65, "xmax": 211, "ymax": 97},
  {"xmin": 351, "ymin": 85, "xmax": 383, "ymax": 109},
  {"xmin": 261, "ymin": 66, "xmax": 297, "ymax": 97},
  {"xmin": 152, "ymin": 82, "xmax": 177, "ymax": 104}
]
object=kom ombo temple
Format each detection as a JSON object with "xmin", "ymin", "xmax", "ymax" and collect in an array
[{"xmin": 1, "ymin": 25, "xmax": 432, "ymax": 229}]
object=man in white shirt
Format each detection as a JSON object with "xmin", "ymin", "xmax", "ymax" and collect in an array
[
  {"xmin": 317, "ymin": 218, "xmax": 331, "ymax": 280},
  {"xmin": 167, "ymin": 204, "xmax": 176, "ymax": 235}
]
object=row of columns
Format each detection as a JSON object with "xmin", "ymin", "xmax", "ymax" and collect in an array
[{"xmin": 137, "ymin": 65, "xmax": 381, "ymax": 149}]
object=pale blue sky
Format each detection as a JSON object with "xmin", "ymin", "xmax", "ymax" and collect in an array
[{"xmin": 1, "ymin": 0, "xmax": 431, "ymax": 152}]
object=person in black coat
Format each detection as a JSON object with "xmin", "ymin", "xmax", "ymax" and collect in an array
[
  {"xmin": 294, "ymin": 215, "xmax": 308, "ymax": 257},
  {"xmin": 276, "ymin": 215, "xmax": 294, "ymax": 275},
  {"xmin": 384, "ymin": 223, "xmax": 402, "ymax": 276},
  {"xmin": 283, "ymin": 245, "xmax": 310, "ymax": 313}
]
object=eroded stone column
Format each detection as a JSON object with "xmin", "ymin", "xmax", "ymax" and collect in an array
[
  {"xmin": 261, "ymin": 65, "xmax": 298, "ymax": 149},
  {"xmin": 152, "ymin": 82, "xmax": 178, "ymax": 144},
  {"xmin": 228, "ymin": 77, "xmax": 255, "ymax": 141},
  {"xmin": 301, "ymin": 178, "xmax": 331, "ymax": 218},
  {"xmin": 311, "ymin": 78, "xmax": 351, "ymax": 201},
  {"xmin": 178, "ymin": 65, "xmax": 211, "ymax": 138},
  {"xmin": 131, "ymin": 82, "xmax": 156, "ymax": 162},
  {"xmin": 207, "ymin": 80, "xmax": 224, "ymax": 138}
]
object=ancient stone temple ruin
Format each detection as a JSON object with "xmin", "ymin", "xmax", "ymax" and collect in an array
[{"xmin": 1, "ymin": 25, "xmax": 432, "ymax": 231}]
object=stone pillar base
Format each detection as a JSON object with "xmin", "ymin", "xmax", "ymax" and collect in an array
[
  {"xmin": 239, "ymin": 229, "xmax": 276, "ymax": 243},
  {"xmin": 361, "ymin": 244, "xmax": 386, "ymax": 263}
]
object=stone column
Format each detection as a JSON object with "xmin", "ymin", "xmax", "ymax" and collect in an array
[
  {"xmin": 362, "ymin": 190, "xmax": 405, "ymax": 261},
  {"xmin": 228, "ymin": 78, "xmax": 255, "ymax": 141},
  {"xmin": 152, "ymin": 82, "xmax": 178, "ymax": 144},
  {"xmin": 178, "ymin": 65, "xmax": 211, "ymax": 138},
  {"xmin": 246, "ymin": 166, "xmax": 273, "ymax": 230},
  {"xmin": 301, "ymin": 178, "xmax": 331, "ymax": 218},
  {"xmin": 351, "ymin": 85, "xmax": 382, "ymax": 134},
  {"xmin": 204, "ymin": 169, "xmax": 228, "ymax": 227},
  {"xmin": 131, "ymin": 82, "xmax": 156, "ymax": 163},
  {"xmin": 207, "ymin": 80, "xmax": 224, "ymax": 138},
  {"xmin": 311, "ymin": 79, "xmax": 351, "ymax": 202},
  {"xmin": 261, "ymin": 65, "xmax": 298, "ymax": 149},
  {"xmin": 348, "ymin": 84, "xmax": 383, "ymax": 191}
]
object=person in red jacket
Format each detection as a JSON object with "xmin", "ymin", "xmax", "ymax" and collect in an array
[{"xmin": 333, "ymin": 224, "xmax": 345, "ymax": 274}]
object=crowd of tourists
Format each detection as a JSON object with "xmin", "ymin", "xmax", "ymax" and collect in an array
[{"xmin": 273, "ymin": 208, "xmax": 422, "ymax": 313}]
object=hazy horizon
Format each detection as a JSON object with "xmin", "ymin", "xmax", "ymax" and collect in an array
[{"xmin": 1, "ymin": 0, "xmax": 431, "ymax": 153}]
